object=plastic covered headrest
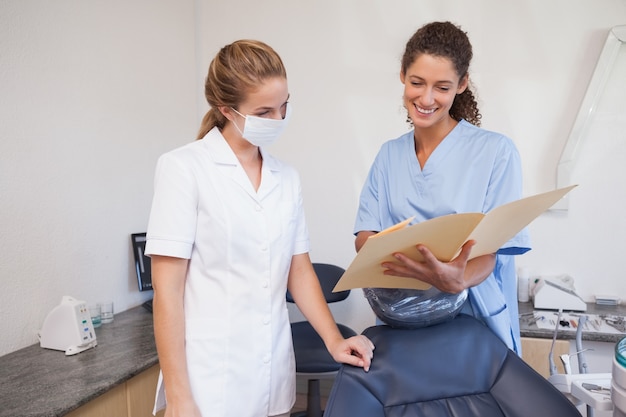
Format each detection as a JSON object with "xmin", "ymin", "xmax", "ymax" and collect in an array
[{"xmin": 363, "ymin": 286, "xmax": 467, "ymax": 328}]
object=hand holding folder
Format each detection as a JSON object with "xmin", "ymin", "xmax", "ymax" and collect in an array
[{"xmin": 333, "ymin": 185, "xmax": 577, "ymax": 292}]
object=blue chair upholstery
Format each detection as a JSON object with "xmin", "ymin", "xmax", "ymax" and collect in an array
[
  {"xmin": 324, "ymin": 314, "xmax": 582, "ymax": 417},
  {"xmin": 287, "ymin": 263, "xmax": 356, "ymax": 417}
]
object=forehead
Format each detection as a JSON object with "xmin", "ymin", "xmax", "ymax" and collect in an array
[
  {"xmin": 240, "ymin": 77, "xmax": 289, "ymax": 109},
  {"xmin": 405, "ymin": 54, "xmax": 459, "ymax": 82}
]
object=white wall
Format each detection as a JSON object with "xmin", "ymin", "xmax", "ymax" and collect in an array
[
  {"xmin": 1, "ymin": 0, "xmax": 625, "ymax": 357},
  {"xmin": 0, "ymin": 0, "xmax": 197, "ymax": 356}
]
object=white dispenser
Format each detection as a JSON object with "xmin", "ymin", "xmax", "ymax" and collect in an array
[{"xmin": 39, "ymin": 295, "xmax": 98, "ymax": 355}]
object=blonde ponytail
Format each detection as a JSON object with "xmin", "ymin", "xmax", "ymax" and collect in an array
[{"xmin": 197, "ymin": 108, "xmax": 226, "ymax": 140}]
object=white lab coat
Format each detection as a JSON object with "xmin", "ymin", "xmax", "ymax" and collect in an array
[{"xmin": 146, "ymin": 127, "xmax": 309, "ymax": 417}]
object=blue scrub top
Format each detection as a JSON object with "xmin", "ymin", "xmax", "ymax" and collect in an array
[{"xmin": 354, "ymin": 120, "xmax": 531, "ymax": 353}]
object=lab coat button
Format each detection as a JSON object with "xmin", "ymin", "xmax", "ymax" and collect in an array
[
  {"xmin": 262, "ymin": 281, "xmax": 269, "ymax": 288},
  {"xmin": 263, "ymin": 355, "xmax": 270, "ymax": 363},
  {"xmin": 255, "ymin": 205, "xmax": 262, "ymax": 211},
  {"xmin": 263, "ymin": 316, "xmax": 270, "ymax": 325}
]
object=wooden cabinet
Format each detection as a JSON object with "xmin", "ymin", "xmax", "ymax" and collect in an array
[
  {"xmin": 65, "ymin": 365, "xmax": 164, "ymax": 417},
  {"xmin": 521, "ymin": 336, "xmax": 570, "ymax": 378},
  {"xmin": 65, "ymin": 383, "xmax": 128, "ymax": 417}
]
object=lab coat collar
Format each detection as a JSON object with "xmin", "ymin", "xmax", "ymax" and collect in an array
[{"xmin": 202, "ymin": 127, "xmax": 281, "ymax": 200}]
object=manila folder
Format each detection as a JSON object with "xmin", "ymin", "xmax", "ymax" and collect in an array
[{"xmin": 333, "ymin": 185, "xmax": 576, "ymax": 292}]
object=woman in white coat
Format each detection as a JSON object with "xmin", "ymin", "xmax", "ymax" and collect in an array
[{"xmin": 146, "ymin": 39, "xmax": 374, "ymax": 417}]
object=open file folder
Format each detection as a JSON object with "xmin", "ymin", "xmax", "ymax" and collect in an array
[{"xmin": 333, "ymin": 185, "xmax": 577, "ymax": 292}]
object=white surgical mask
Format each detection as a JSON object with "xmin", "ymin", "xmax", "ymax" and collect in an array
[{"xmin": 231, "ymin": 103, "xmax": 292, "ymax": 147}]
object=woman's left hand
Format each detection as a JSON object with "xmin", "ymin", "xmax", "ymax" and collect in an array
[{"xmin": 328, "ymin": 335, "xmax": 375, "ymax": 372}]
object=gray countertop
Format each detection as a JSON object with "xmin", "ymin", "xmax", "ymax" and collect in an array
[
  {"xmin": 0, "ymin": 306, "xmax": 157, "ymax": 417},
  {"xmin": 519, "ymin": 301, "xmax": 626, "ymax": 344}
]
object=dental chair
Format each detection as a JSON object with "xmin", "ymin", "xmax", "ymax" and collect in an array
[{"xmin": 323, "ymin": 314, "xmax": 582, "ymax": 417}]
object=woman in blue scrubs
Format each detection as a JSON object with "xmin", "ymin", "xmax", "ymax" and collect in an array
[{"xmin": 354, "ymin": 21, "xmax": 530, "ymax": 353}]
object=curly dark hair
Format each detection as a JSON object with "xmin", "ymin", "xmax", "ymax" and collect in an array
[{"xmin": 401, "ymin": 21, "xmax": 481, "ymax": 127}]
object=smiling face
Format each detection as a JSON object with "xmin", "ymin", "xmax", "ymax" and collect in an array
[{"xmin": 400, "ymin": 53, "xmax": 468, "ymax": 131}]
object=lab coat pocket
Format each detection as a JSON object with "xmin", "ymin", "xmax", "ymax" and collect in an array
[
  {"xmin": 185, "ymin": 318, "xmax": 228, "ymax": 413},
  {"xmin": 154, "ymin": 318, "xmax": 227, "ymax": 414}
]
